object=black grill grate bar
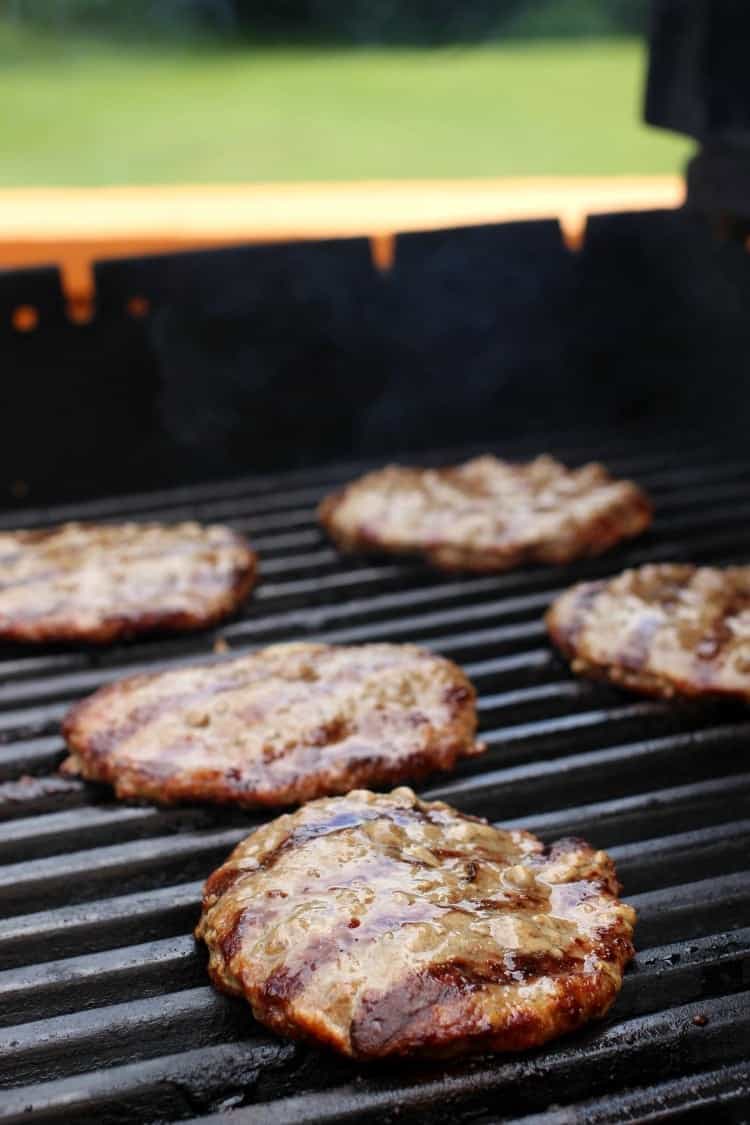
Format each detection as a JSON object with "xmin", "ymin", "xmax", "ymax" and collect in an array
[
  {"xmin": 0, "ymin": 934, "xmax": 201, "ymax": 1027},
  {"xmin": 426, "ymin": 723, "xmax": 750, "ymax": 812},
  {"xmin": 0, "ymin": 986, "xmax": 272, "ymax": 1091},
  {"xmin": 0, "ymin": 738, "xmax": 64, "ymax": 782},
  {"xmin": 509, "ymin": 1062, "xmax": 750, "ymax": 1125},
  {"xmin": 0, "ymin": 880, "xmax": 204, "ymax": 967},
  {"xmin": 646, "ymin": 501, "xmax": 750, "ymax": 539},
  {"xmin": 0, "ymin": 701, "xmax": 69, "ymax": 736},
  {"xmin": 0, "ymin": 802, "xmax": 249, "ymax": 864},
  {"xmin": 1, "ymin": 1053, "xmax": 740, "ymax": 1125},
  {"xmin": 241, "ymin": 572, "xmax": 521, "ymax": 623},
  {"xmin": 0, "ymin": 804, "xmax": 166, "ymax": 861},
  {"xmin": 220, "ymin": 584, "xmax": 558, "ymax": 643},
  {"xmin": 308, "ymin": 612, "xmax": 550, "ymax": 652},
  {"xmin": 0, "ymin": 768, "xmax": 739, "ymax": 870},
  {"xmin": 0, "ymin": 651, "xmax": 88, "ymax": 685},
  {"xmin": 607, "ymin": 819, "xmax": 750, "ymax": 891},
  {"xmin": 0, "ymin": 826, "xmax": 248, "ymax": 917},
  {"xmin": 0, "ymin": 1040, "xmax": 294, "ymax": 1125},
  {"xmin": 179, "ymin": 992, "xmax": 750, "ymax": 1125},
  {"xmin": 466, "ymin": 650, "xmax": 557, "ymax": 680},
  {"xmin": 628, "ymin": 871, "xmax": 750, "ymax": 948},
  {"xmin": 0, "ymin": 775, "xmax": 86, "ymax": 821},
  {"xmin": 471, "ymin": 706, "xmax": 747, "ymax": 775},
  {"xmin": 220, "ymin": 589, "xmax": 559, "ymax": 651},
  {"xmin": 255, "ymin": 547, "xmax": 340, "ymax": 577},
  {"xmin": 241, "ymin": 527, "xmax": 324, "ymax": 554},
  {"xmin": 478, "ymin": 680, "xmax": 594, "ymax": 714},
  {"xmin": 614, "ymin": 458, "xmax": 749, "ymax": 490},
  {"xmin": 503, "ymin": 772, "xmax": 750, "ymax": 843}
]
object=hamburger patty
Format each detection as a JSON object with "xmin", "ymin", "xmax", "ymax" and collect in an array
[
  {"xmin": 0, "ymin": 521, "xmax": 257, "ymax": 644},
  {"xmin": 319, "ymin": 455, "xmax": 652, "ymax": 573},
  {"xmin": 62, "ymin": 643, "xmax": 483, "ymax": 807},
  {"xmin": 547, "ymin": 563, "xmax": 750, "ymax": 701},
  {"xmin": 196, "ymin": 787, "xmax": 635, "ymax": 1060}
]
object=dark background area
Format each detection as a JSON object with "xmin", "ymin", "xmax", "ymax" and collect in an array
[
  {"xmin": 15, "ymin": 0, "xmax": 650, "ymax": 43},
  {"xmin": 3, "ymin": 0, "xmax": 750, "ymax": 508},
  {"xmin": 2, "ymin": 205, "xmax": 749, "ymax": 509}
]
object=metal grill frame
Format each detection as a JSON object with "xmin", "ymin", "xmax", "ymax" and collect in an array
[{"xmin": 0, "ymin": 437, "xmax": 748, "ymax": 1124}]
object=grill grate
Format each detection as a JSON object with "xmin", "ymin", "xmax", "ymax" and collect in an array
[{"xmin": 0, "ymin": 438, "xmax": 748, "ymax": 1124}]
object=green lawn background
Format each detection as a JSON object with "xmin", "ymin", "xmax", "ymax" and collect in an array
[{"xmin": 0, "ymin": 22, "xmax": 691, "ymax": 185}]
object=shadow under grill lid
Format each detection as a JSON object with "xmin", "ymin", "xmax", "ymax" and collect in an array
[{"xmin": 0, "ymin": 437, "xmax": 748, "ymax": 1124}]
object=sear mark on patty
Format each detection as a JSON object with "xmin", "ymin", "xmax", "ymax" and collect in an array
[
  {"xmin": 0, "ymin": 520, "xmax": 257, "ymax": 644},
  {"xmin": 62, "ymin": 642, "xmax": 483, "ymax": 809},
  {"xmin": 547, "ymin": 563, "xmax": 750, "ymax": 703},
  {"xmin": 318, "ymin": 454, "xmax": 652, "ymax": 574},
  {"xmin": 196, "ymin": 787, "xmax": 635, "ymax": 1061}
]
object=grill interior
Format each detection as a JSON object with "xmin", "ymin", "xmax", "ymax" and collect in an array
[{"xmin": 0, "ymin": 437, "xmax": 749, "ymax": 1124}]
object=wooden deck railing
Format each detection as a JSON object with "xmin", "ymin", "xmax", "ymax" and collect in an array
[{"xmin": 0, "ymin": 176, "xmax": 683, "ymax": 319}]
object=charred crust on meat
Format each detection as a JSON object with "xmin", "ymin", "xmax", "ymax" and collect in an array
[
  {"xmin": 548, "ymin": 564, "xmax": 750, "ymax": 704},
  {"xmin": 443, "ymin": 683, "xmax": 471, "ymax": 708},
  {"xmin": 203, "ymin": 865, "xmax": 245, "ymax": 906},
  {"xmin": 197, "ymin": 788, "xmax": 635, "ymax": 1061},
  {"xmin": 319, "ymin": 455, "xmax": 652, "ymax": 575},
  {"xmin": 217, "ymin": 908, "xmax": 249, "ymax": 966},
  {"xmin": 0, "ymin": 521, "xmax": 257, "ymax": 645},
  {"xmin": 61, "ymin": 643, "xmax": 483, "ymax": 809}
]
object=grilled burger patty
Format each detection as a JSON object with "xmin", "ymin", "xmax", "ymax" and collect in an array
[
  {"xmin": 62, "ymin": 643, "xmax": 483, "ymax": 807},
  {"xmin": 547, "ymin": 563, "xmax": 750, "ymax": 701},
  {"xmin": 197, "ymin": 787, "xmax": 635, "ymax": 1060},
  {"xmin": 319, "ymin": 455, "xmax": 652, "ymax": 573},
  {"xmin": 0, "ymin": 521, "xmax": 257, "ymax": 644}
]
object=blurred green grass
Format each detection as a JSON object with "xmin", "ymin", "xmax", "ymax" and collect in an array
[{"xmin": 0, "ymin": 21, "xmax": 691, "ymax": 185}]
